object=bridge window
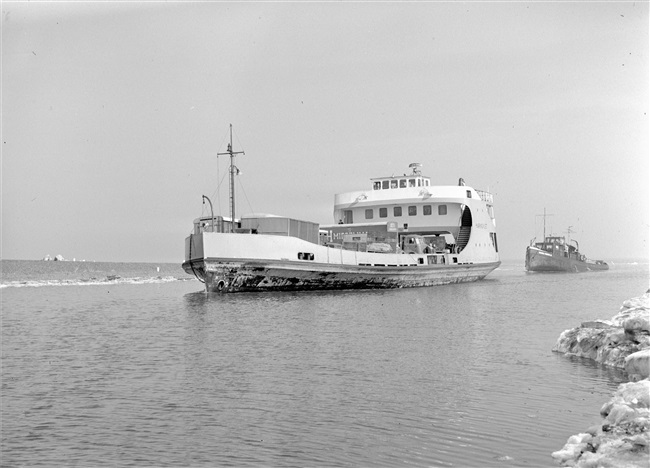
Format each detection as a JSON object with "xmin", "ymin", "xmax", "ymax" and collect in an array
[
  {"xmin": 382, "ymin": 180, "xmax": 389, "ymax": 189},
  {"xmin": 400, "ymin": 179, "xmax": 407, "ymax": 188},
  {"xmin": 390, "ymin": 180, "xmax": 398, "ymax": 189},
  {"xmin": 373, "ymin": 181, "xmax": 381, "ymax": 190},
  {"xmin": 423, "ymin": 205, "xmax": 432, "ymax": 215},
  {"xmin": 408, "ymin": 206, "xmax": 417, "ymax": 216},
  {"xmin": 379, "ymin": 208, "xmax": 387, "ymax": 218},
  {"xmin": 365, "ymin": 209, "xmax": 374, "ymax": 220},
  {"xmin": 466, "ymin": 190, "xmax": 472, "ymax": 198},
  {"xmin": 438, "ymin": 205, "xmax": 447, "ymax": 215},
  {"xmin": 409, "ymin": 179, "xmax": 416, "ymax": 187},
  {"xmin": 394, "ymin": 206, "xmax": 402, "ymax": 217}
]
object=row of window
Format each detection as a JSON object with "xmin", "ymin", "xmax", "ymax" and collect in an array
[
  {"xmin": 373, "ymin": 178, "xmax": 430, "ymax": 190},
  {"xmin": 365, "ymin": 204, "xmax": 448, "ymax": 220}
]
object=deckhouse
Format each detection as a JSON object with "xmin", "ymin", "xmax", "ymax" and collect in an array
[{"xmin": 324, "ymin": 163, "xmax": 497, "ymax": 257}]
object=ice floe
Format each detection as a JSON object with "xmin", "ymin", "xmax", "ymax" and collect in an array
[{"xmin": 552, "ymin": 291, "xmax": 650, "ymax": 467}]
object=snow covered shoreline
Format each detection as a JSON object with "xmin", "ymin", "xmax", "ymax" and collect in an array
[{"xmin": 552, "ymin": 291, "xmax": 650, "ymax": 467}]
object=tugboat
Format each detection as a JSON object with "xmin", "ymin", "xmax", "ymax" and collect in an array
[
  {"xmin": 183, "ymin": 125, "xmax": 501, "ymax": 292},
  {"xmin": 525, "ymin": 236, "xmax": 609, "ymax": 272},
  {"xmin": 525, "ymin": 211, "xmax": 608, "ymax": 272}
]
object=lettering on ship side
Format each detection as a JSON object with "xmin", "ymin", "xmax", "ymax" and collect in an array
[{"xmin": 475, "ymin": 223, "xmax": 488, "ymax": 229}]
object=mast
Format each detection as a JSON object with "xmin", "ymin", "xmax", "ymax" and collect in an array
[
  {"xmin": 536, "ymin": 208, "xmax": 554, "ymax": 240},
  {"xmin": 217, "ymin": 124, "xmax": 244, "ymax": 232},
  {"xmin": 566, "ymin": 226, "xmax": 575, "ymax": 242},
  {"xmin": 566, "ymin": 226, "xmax": 577, "ymax": 250}
]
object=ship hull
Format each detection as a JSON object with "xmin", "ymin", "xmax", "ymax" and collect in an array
[
  {"xmin": 183, "ymin": 257, "xmax": 500, "ymax": 293},
  {"xmin": 525, "ymin": 247, "xmax": 609, "ymax": 272},
  {"xmin": 184, "ymin": 232, "xmax": 500, "ymax": 293}
]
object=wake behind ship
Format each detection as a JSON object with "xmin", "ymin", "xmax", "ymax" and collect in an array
[{"xmin": 183, "ymin": 127, "xmax": 500, "ymax": 292}]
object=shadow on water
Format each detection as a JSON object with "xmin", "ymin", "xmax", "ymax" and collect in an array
[
  {"xmin": 554, "ymin": 352, "xmax": 629, "ymax": 386},
  {"xmin": 183, "ymin": 286, "xmax": 402, "ymax": 309}
]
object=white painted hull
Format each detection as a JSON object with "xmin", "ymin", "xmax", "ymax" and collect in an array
[{"xmin": 183, "ymin": 232, "xmax": 500, "ymax": 293}]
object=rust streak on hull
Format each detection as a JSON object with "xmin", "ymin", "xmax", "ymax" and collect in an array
[{"xmin": 183, "ymin": 258, "xmax": 500, "ymax": 293}]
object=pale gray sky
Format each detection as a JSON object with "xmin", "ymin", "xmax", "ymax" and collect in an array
[{"xmin": 2, "ymin": 2, "xmax": 648, "ymax": 263}]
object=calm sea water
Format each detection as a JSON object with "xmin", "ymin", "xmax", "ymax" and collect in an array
[{"xmin": 2, "ymin": 259, "xmax": 648, "ymax": 467}]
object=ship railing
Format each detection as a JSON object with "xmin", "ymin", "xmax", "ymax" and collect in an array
[
  {"xmin": 475, "ymin": 190, "xmax": 493, "ymax": 204},
  {"xmin": 193, "ymin": 216, "xmax": 235, "ymax": 234}
]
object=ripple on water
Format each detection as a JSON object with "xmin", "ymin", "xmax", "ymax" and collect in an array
[{"xmin": 1, "ymin": 264, "xmax": 647, "ymax": 467}]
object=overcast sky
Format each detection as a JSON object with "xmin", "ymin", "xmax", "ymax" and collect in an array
[{"xmin": 2, "ymin": 2, "xmax": 648, "ymax": 263}]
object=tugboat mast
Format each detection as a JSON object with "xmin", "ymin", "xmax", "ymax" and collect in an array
[
  {"xmin": 566, "ymin": 226, "xmax": 577, "ymax": 250},
  {"xmin": 537, "ymin": 207, "xmax": 554, "ymax": 240},
  {"xmin": 566, "ymin": 226, "xmax": 575, "ymax": 242},
  {"xmin": 218, "ymin": 124, "xmax": 244, "ymax": 232}
]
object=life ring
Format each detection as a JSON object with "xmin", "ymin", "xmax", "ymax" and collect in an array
[{"xmin": 216, "ymin": 280, "xmax": 226, "ymax": 292}]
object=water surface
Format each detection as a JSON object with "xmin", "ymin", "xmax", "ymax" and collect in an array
[{"xmin": 2, "ymin": 260, "xmax": 647, "ymax": 467}]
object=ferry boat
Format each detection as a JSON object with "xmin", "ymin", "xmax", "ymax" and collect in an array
[
  {"xmin": 525, "ymin": 236, "xmax": 609, "ymax": 272},
  {"xmin": 183, "ymin": 127, "xmax": 501, "ymax": 292}
]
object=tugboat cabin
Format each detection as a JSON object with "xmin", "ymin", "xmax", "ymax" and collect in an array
[{"xmin": 532, "ymin": 236, "xmax": 585, "ymax": 261}]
